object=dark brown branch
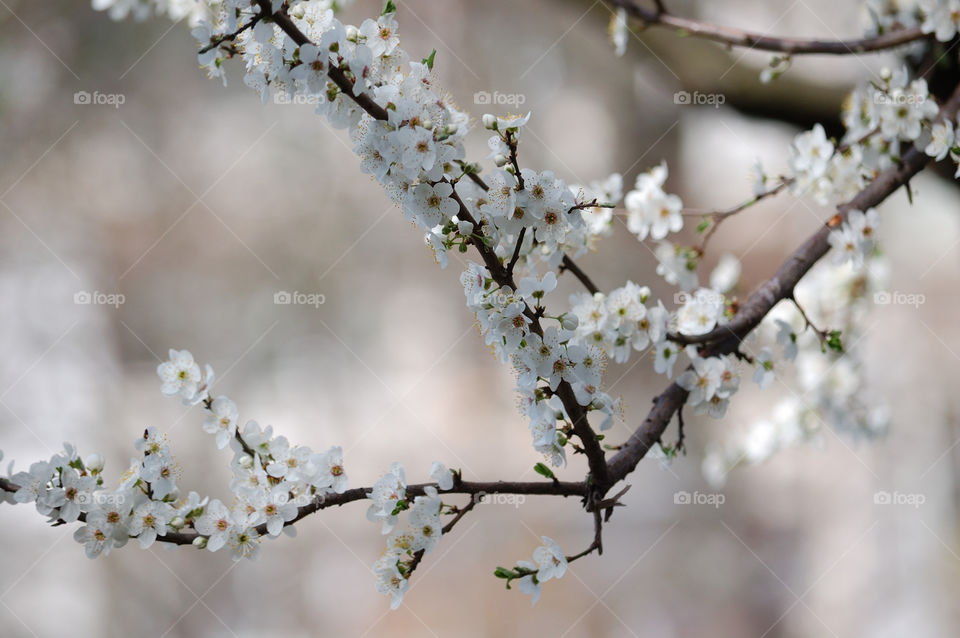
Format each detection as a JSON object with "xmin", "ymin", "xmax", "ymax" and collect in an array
[
  {"xmin": 0, "ymin": 477, "xmax": 585, "ymax": 545},
  {"xmin": 610, "ymin": 0, "xmax": 929, "ymax": 55},
  {"xmin": 671, "ymin": 89, "xmax": 960, "ymax": 349},
  {"xmin": 560, "ymin": 254, "xmax": 601, "ymax": 295},
  {"xmin": 565, "ymin": 508, "xmax": 604, "ymax": 561},
  {"xmin": 406, "ymin": 495, "xmax": 480, "ymax": 577},
  {"xmin": 198, "ymin": 13, "xmax": 262, "ymax": 54},
  {"xmin": 256, "ymin": 1, "xmax": 390, "ymax": 121},
  {"xmin": 606, "ymin": 81, "xmax": 960, "ymax": 485}
]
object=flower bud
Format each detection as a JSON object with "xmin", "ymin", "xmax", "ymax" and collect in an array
[
  {"xmin": 84, "ymin": 453, "xmax": 104, "ymax": 473},
  {"xmin": 346, "ymin": 25, "xmax": 360, "ymax": 42},
  {"xmin": 561, "ymin": 314, "xmax": 579, "ymax": 331},
  {"xmin": 192, "ymin": 536, "xmax": 208, "ymax": 549},
  {"xmin": 457, "ymin": 221, "xmax": 474, "ymax": 236},
  {"xmin": 482, "ymin": 113, "xmax": 497, "ymax": 130},
  {"xmin": 238, "ymin": 454, "xmax": 253, "ymax": 469},
  {"xmin": 493, "ymin": 153, "xmax": 508, "ymax": 167},
  {"xmin": 169, "ymin": 516, "xmax": 185, "ymax": 530}
]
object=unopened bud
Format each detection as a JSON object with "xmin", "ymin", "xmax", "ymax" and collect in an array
[
  {"xmin": 493, "ymin": 153, "xmax": 508, "ymax": 167},
  {"xmin": 561, "ymin": 314, "xmax": 579, "ymax": 331},
  {"xmin": 84, "ymin": 453, "xmax": 104, "ymax": 473},
  {"xmin": 482, "ymin": 113, "xmax": 497, "ymax": 130},
  {"xmin": 238, "ymin": 454, "xmax": 253, "ymax": 469},
  {"xmin": 192, "ymin": 536, "xmax": 208, "ymax": 549},
  {"xmin": 169, "ymin": 516, "xmax": 185, "ymax": 530}
]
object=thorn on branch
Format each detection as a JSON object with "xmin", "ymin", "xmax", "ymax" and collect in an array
[{"xmin": 675, "ymin": 406, "xmax": 686, "ymax": 455}]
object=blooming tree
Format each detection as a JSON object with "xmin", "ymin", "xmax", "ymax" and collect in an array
[{"xmin": 2, "ymin": 0, "xmax": 960, "ymax": 610}]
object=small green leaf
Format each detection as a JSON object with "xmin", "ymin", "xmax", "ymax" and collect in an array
[
  {"xmin": 696, "ymin": 219, "xmax": 710, "ymax": 233},
  {"xmin": 382, "ymin": 0, "xmax": 397, "ymax": 15},
  {"xmin": 422, "ymin": 49, "xmax": 436, "ymax": 71},
  {"xmin": 390, "ymin": 499, "xmax": 409, "ymax": 516},
  {"xmin": 825, "ymin": 330, "xmax": 844, "ymax": 353},
  {"xmin": 533, "ymin": 462, "xmax": 556, "ymax": 479}
]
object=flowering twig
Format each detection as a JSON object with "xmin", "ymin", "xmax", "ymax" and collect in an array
[
  {"xmin": 0, "ymin": 477, "xmax": 586, "ymax": 546},
  {"xmin": 687, "ymin": 178, "xmax": 791, "ymax": 256},
  {"xmin": 197, "ymin": 12, "xmax": 262, "ymax": 54}
]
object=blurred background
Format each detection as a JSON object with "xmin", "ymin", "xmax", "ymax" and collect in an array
[{"xmin": 1, "ymin": 0, "xmax": 959, "ymax": 636}]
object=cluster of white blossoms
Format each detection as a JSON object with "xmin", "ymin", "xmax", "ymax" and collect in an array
[
  {"xmin": 828, "ymin": 208, "xmax": 880, "ymax": 269},
  {"xmin": 677, "ymin": 347, "xmax": 742, "ymax": 419},
  {"xmin": 624, "ymin": 162, "xmax": 684, "ymax": 242},
  {"xmin": 367, "ymin": 461, "xmax": 454, "ymax": 608},
  {"xmin": 703, "ymin": 257, "xmax": 890, "ymax": 485},
  {"xmin": 496, "ymin": 536, "xmax": 568, "ymax": 606},
  {"xmin": 866, "ymin": 0, "xmax": 960, "ymax": 42},
  {"xmin": 788, "ymin": 65, "xmax": 950, "ymax": 205},
  {"xmin": 568, "ymin": 282, "xmax": 667, "ymax": 364},
  {"xmin": 5, "ymin": 349, "xmax": 348, "ymax": 561},
  {"xmin": 460, "ymin": 261, "xmax": 619, "ymax": 465}
]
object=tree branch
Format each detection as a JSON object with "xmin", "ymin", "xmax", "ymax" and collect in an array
[
  {"xmin": 605, "ymin": 81, "xmax": 960, "ymax": 486},
  {"xmin": 670, "ymin": 85, "xmax": 960, "ymax": 349},
  {"xmin": 610, "ymin": 0, "xmax": 929, "ymax": 55},
  {"xmin": 560, "ymin": 254, "xmax": 601, "ymax": 295},
  {"xmin": 0, "ymin": 476, "xmax": 586, "ymax": 545}
]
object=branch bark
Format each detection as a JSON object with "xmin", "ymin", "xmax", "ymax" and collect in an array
[
  {"xmin": 0, "ymin": 477, "xmax": 586, "ymax": 545},
  {"xmin": 610, "ymin": 0, "xmax": 929, "ymax": 55}
]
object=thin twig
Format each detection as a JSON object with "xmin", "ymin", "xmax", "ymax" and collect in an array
[
  {"xmin": 198, "ymin": 13, "xmax": 262, "ymax": 54},
  {"xmin": 560, "ymin": 255, "xmax": 601, "ymax": 295},
  {"xmin": 611, "ymin": 0, "xmax": 929, "ymax": 55}
]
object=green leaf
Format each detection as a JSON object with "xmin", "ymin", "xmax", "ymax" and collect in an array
[
  {"xmin": 422, "ymin": 49, "xmax": 436, "ymax": 71},
  {"xmin": 825, "ymin": 330, "xmax": 844, "ymax": 353},
  {"xmin": 382, "ymin": 0, "xmax": 397, "ymax": 15},
  {"xmin": 533, "ymin": 462, "xmax": 556, "ymax": 479},
  {"xmin": 390, "ymin": 499, "xmax": 409, "ymax": 516},
  {"xmin": 696, "ymin": 219, "xmax": 710, "ymax": 234}
]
